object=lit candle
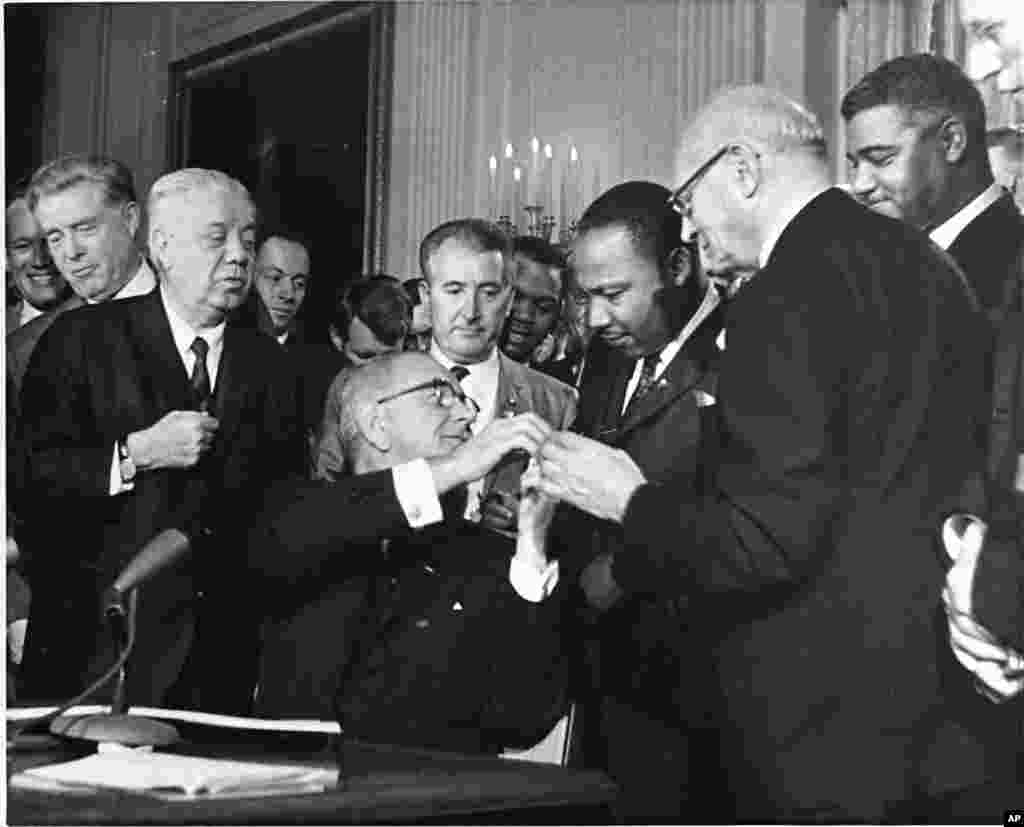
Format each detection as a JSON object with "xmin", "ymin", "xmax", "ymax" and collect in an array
[
  {"xmin": 513, "ymin": 165, "xmax": 523, "ymax": 233},
  {"xmin": 543, "ymin": 143, "xmax": 553, "ymax": 213},
  {"xmin": 529, "ymin": 136, "xmax": 540, "ymax": 205},
  {"xmin": 488, "ymin": 155, "xmax": 498, "ymax": 218},
  {"xmin": 569, "ymin": 144, "xmax": 580, "ymax": 224},
  {"xmin": 502, "ymin": 143, "xmax": 514, "ymax": 217}
]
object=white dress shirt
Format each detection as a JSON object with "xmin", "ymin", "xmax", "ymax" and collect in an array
[
  {"xmin": 18, "ymin": 301, "xmax": 44, "ymax": 327},
  {"xmin": 88, "ymin": 259, "xmax": 157, "ymax": 305},
  {"xmin": 429, "ymin": 342, "xmax": 502, "ymax": 521},
  {"xmin": 621, "ymin": 284, "xmax": 721, "ymax": 414},
  {"xmin": 391, "ymin": 458, "xmax": 559, "ymax": 602},
  {"xmin": 929, "ymin": 182, "xmax": 1003, "ymax": 251},
  {"xmin": 110, "ymin": 284, "xmax": 225, "ymax": 495}
]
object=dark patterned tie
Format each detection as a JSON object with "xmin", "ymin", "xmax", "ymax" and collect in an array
[
  {"xmin": 625, "ymin": 350, "xmax": 662, "ymax": 413},
  {"xmin": 449, "ymin": 365, "xmax": 469, "ymax": 383},
  {"xmin": 189, "ymin": 336, "xmax": 211, "ymax": 412}
]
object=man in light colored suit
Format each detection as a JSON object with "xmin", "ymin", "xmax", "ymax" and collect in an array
[
  {"xmin": 7, "ymin": 155, "xmax": 157, "ymax": 396},
  {"xmin": 417, "ymin": 218, "xmax": 577, "ymax": 532}
]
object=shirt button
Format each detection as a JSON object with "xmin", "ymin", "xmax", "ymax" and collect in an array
[{"xmin": 415, "ymin": 618, "xmax": 430, "ymax": 629}]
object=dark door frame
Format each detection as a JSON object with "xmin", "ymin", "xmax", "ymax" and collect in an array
[{"xmin": 166, "ymin": 2, "xmax": 394, "ymax": 274}]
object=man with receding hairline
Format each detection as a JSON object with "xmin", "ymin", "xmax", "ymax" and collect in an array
[
  {"xmin": 533, "ymin": 84, "xmax": 1011, "ymax": 820},
  {"xmin": 17, "ymin": 168, "xmax": 304, "ymax": 710},
  {"xmin": 250, "ymin": 351, "xmax": 567, "ymax": 747}
]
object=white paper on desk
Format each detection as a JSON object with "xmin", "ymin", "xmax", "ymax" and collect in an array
[{"xmin": 12, "ymin": 749, "xmax": 338, "ymax": 799}]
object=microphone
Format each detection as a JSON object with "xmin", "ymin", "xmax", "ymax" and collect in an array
[{"xmin": 45, "ymin": 528, "xmax": 192, "ymax": 748}]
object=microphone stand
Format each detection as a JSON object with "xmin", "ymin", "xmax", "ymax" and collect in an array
[{"xmin": 47, "ymin": 588, "xmax": 180, "ymax": 747}]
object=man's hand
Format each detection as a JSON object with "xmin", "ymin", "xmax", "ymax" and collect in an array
[
  {"xmin": 942, "ymin": 515, "xmax": 1024, "ymax": 702},
  {"xmin": 580, "ymin": 551, "xmax": 624, "ymax": 611},
  {"xmin": 126, "ymin": 410, "xmax": 219, "ymax": 471},
  {"xmin": 535, "ymin": 431, "xmax": 647, "ymax": 523},
  {"xmin": 429, "ymin": 413, "xmax": 551, "ymax": 496},
  {"xmin": 480, "ymin": 489, "xmax": 519, "ymax": 535}
]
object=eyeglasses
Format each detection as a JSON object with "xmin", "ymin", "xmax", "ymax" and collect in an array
[
  {"xmin": 376, "ymin": 377, "xmax": 480, "ymax": 415},
  {"xmin": 667, "ymin": 145, "xmax": 731, "ymax": 219}
]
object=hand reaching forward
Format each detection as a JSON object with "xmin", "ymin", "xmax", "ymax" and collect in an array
[
  {"xmin": 126, "ymin": 410, "xmax": 220, "ymax": 470},
  {"xmin": 429, "ymin": 413, "xmax": 552, "ymax": 496},
  {"xmin": 535, "ymin": 431, "xmax": 647, "ymax": 523}
]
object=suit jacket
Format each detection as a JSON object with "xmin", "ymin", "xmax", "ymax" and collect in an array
[
  {"xmin": 6, "ymin": 293, "xmax": 86, "ymax": 401},
  {"xmin": 615, "ymin": 189, "xmax": 1011, "ymax": 819},
  {"xmin": 16, "ymin": 289, "xmax": 304, "ymax": 709},
  {"xmin": 947, "ymin": 190, "xmax": 1024, "ymax": 315},
  {"xmin": 570, "ymin": 297, "xmax": 723, "ymax": 726},
  {"xmin": 249, "ymin": 472, "xmax": 568, "ymax": 753}
]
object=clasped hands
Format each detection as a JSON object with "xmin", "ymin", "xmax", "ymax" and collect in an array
[{"xmin": 456, "ymin": 414, "xmax": 646, "ymax": 530}]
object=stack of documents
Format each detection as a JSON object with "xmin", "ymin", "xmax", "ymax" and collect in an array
[{"xmin": 11, "ymin": 748, "xmax": 338, "ymax": 800}]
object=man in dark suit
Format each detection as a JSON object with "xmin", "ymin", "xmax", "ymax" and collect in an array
[
  {"xmin": 17, "ymin": 168, "xmax": 304, "ymax": 712},
  {"xmin": 418, "ymin": 219, "xmax": 576, "ymax": 534},
  {"xmin": 250, "ymin": 351, "xmax": 566, "ymax": 755},
  {"xmin": 561, "ymin": 181, "xmax": 724, "ymax": 821},
  {"xmin": 843, "ymin": 53, "xmax": 1022, "ymax": 317},
  {"xmin": 844, "ymin": 53, "xmax": 1024, "ymax": 712},
  {"xmin": 533, "ymin": 85, "xmax": 1013, "ymax": 821},
  {"xmin": 7, "ymin": 156, "xmax": 157, "ymax": 398}
]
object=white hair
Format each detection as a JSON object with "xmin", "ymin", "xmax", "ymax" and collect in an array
[
  {"xmin": 147, "ymin": 168, "xmax": 251, "ymax": 243},
  {"xmin": 676, "ymin": 84, "xmax": 827, "ymax": 179}
]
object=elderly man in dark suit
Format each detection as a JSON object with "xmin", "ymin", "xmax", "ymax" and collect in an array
[
  {"xmin": 532, "ymin": 85, "xmax": 1014, "ymax": 821},
  {"xmin": 562, "ymin": 180, "xmax": 724, "ymax": 821},
  {"xmin": 250, "ymin": 351, "xmax": 566, "ymax": 754},
  {"xmin": 17, "ymin": 168, "xmax": 304, "ymax": 712}
]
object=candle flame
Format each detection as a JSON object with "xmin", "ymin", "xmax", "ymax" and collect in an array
[
  {"xmin": 570, "ymin": 145, "xmax": 579, "ymax": 163},
  {"xmin": 504, "ymin": 143, "xmax": 514, "ymax": 158},
  {"xmin": 544, "ymin": 143, "xmax": 553, "ymax": 159},
  {"xmin": 531, "ymin": 136, "xmax": 540, "ymax": 154},
  {"xmin": 489, "ymin": 155, "xmax": 498, "ymax": 173},
  {"xmin": 513, "ymin": 166, "xmax": 522, "ymax": 182}
]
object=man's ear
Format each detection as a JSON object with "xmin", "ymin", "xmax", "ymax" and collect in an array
[
  {"xmin": 665, "ymin": 245, "xmax": 696, "ymax": 288},
  {"xmin": 731, "ymin": 144, "xmax": 762, "ymax": 200},
  {"xmin": 939, "ymin": 117, "xmax": 968, "ymax": 164},
  {"xmin": 149, "ymin": 226, "xmax": 168, "ymax": 269},
  {"xmin": 357, "ymin": 401, "xmax": 391, "ymax": 453},
  {"xmin": 123, "ymin": 202, "xmax": 141, "ymax": 239}
]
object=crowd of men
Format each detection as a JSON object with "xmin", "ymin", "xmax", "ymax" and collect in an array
[{"xmin": 5, "ymin": 53, "xmax": 1023, "ymax": 822}]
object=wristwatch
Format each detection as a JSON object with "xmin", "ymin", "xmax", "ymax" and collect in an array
[{"xmin": 118, "ymin": 438, "xmax": 137, "ymax": 484}]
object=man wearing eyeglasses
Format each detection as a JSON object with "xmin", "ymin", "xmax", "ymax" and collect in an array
[
  {"xmin": 249, "ymin": 352, "xmax": 568, "ymax": 752},
  {"xmin": 531, "ymin": 85, "xmax": 1008, "ymax": 821},
  {"xmin": 417, "ymin": 218, "xmax": 577, "ymax": 533}
]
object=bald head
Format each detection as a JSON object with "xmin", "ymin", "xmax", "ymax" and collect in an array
[{"xmin": 336, "ymin": 351, "xmax": 476, "ymax": 472}]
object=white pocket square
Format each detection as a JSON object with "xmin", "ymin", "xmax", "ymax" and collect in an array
[{"xmin": 694, "ymin": 390, "xmax": 716, "ymax": 407}]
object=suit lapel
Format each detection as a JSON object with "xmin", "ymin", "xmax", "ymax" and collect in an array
[
  {"xmin": 129, "ymin": 290, "xmax": 192, "ymax": 414},
  {"xmin": 592, "ymin": 351, "xmax": 634, "ymax": 442},
  {"xmin": 616, "ymin": 348, "xmax": 704, "ymax": 438},
  {"xmin": 211, "ymin": 325, "xmax": 249, "ymax": 452}
]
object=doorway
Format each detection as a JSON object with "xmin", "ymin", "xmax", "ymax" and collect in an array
[{"xmin": 169, "ymin": 3, "xmax": 393, "ymax": 342}]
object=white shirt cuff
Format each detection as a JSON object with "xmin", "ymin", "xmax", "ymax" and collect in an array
[
  {"xmin": 109, "ymin": 442, "xmax": 133, "ymax": 495},
  {"xmin": 509, "ymin": 554, "xmax": 559, "ymax": 603},
  {"xmin": 392, "ymin": 458, "xmax": 444, "ymax": 528}
]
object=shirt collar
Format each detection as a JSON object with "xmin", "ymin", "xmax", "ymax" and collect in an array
[
  {"xmin": 85, "ymin": 259, "xmax": 157, "ymax": 305},
  {"xmin": 929, "ymin": 182, "xmax": 1003, "ymax": 251},
  {"xmin": 160, "ymin": 283, "xmax": 226, "ymax": 358},
  {"xmin": 656, "ymin": 282, "xmax": 721, "ymax": 370},
  {"xmin": 429, "ymin": 340, "xmax": 501, "ymax": 381},
  {"xmin": 19, "ymin": 302, "xmax": 44, "ymax": 326},
  {"xmin": 758, "ymin": 185, "xmax": 835, "ymax": 269},
  {"xmin": 277, "ymin": 331, "xmax": 290, "ymax": 346}
]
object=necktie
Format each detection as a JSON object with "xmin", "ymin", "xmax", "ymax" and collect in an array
[
  {"xmin": 626, "ymin": 350, "xmax": 661, "ymax": 412},
  {"xmin": 189, "ymin": 336, "xmax": 211, "ymax": 411},
  {"xmin": 449, "ymin": 365, "xmax": 469, "ymax": 383}
]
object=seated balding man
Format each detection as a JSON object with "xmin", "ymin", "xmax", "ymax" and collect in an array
[{"xmin": 250, "ymin": 352, "xmax": 568, "ymax": 754}]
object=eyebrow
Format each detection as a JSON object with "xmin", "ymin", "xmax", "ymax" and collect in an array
[{"xmin": 846, "ymin": 142, "xmax": 898, "ymax": 160}]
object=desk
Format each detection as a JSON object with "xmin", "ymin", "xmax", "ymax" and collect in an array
[{"xmin": 7, "ymin": 736, "xmax": 617, "ymax": 825}]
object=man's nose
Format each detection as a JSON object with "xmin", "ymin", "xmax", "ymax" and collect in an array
[
  {"xmin": 276, "ymin": 279, "xmax": 295, "ymax": 300},
  {"xmin": 849, "ymin": 161, "xmax": 875, "ymax": 199},
  {"xmin": 65, "ymin": 233, "xmax": 85, "ymax": 260},
  {"xmin": 461, "ymin": 289, "xmax": 481, "ymax": 320},
  {"xmin": 225, "ymin": 232, "xmax": 248, "ymax": 265},
  {"xmin": 510, "ymin": 294, "xmax": 533, "ymax": 321},
  {"xmin": 31, "ymin": 240, "xmax": 53, "ymax": 269},
  {"xmin": 587, "ymin": 298, "xmax": 610, "ymax": 330},
  {"xmin": 451, "ymin": 394, "xmax": 477, "ymax": 426}
]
